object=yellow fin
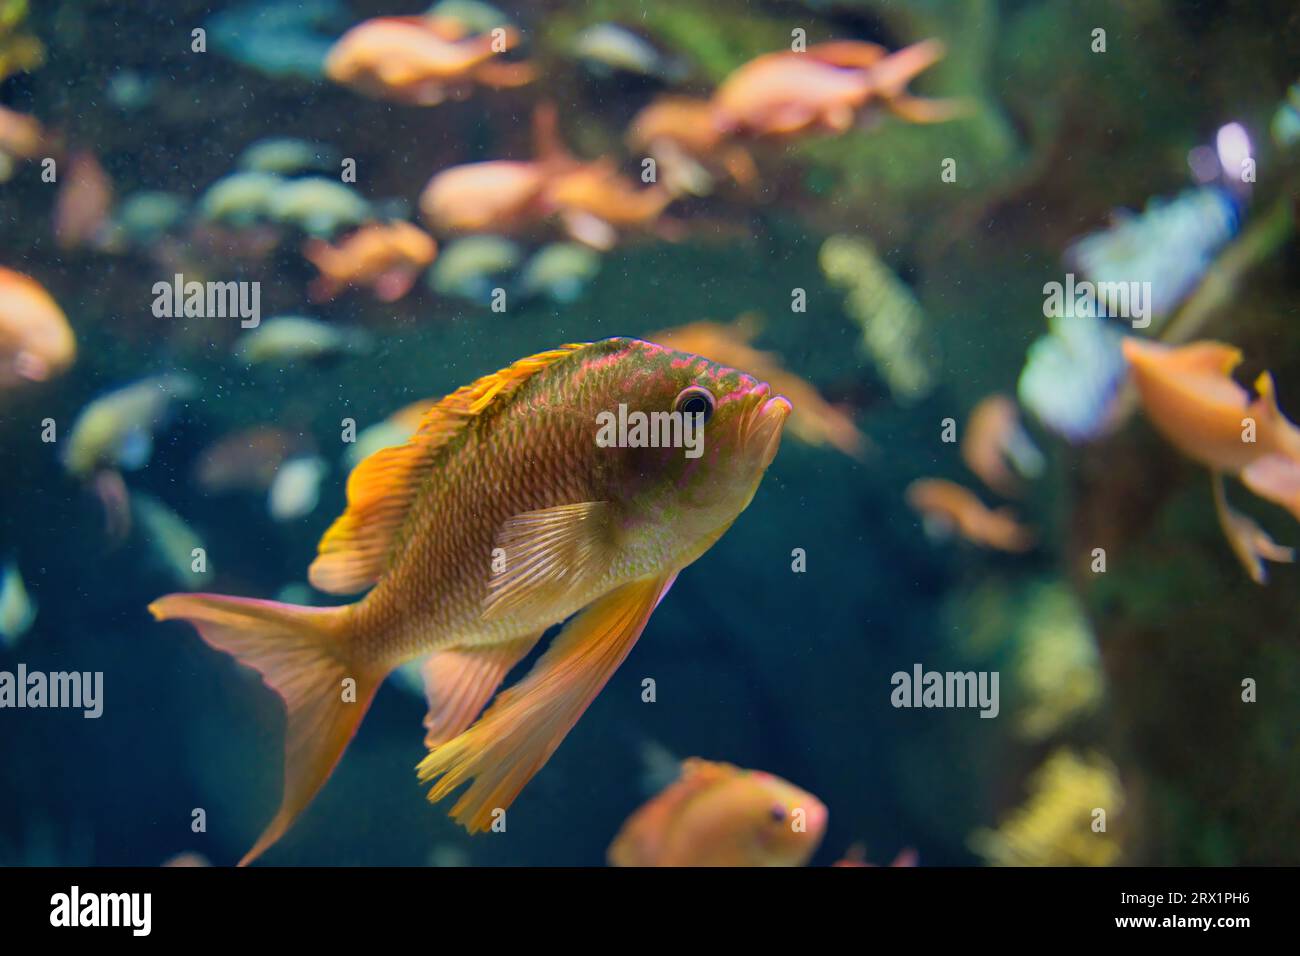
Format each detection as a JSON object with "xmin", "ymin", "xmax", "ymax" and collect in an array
[
  {"xmin": 482, "ymin": 501, "xmax": 615, "ymax": 621},
  {"xmin": 419, "ymin": 634, "xmax": 542, "ymax": 748},
  {"xmin": 308, "ymin": 343, "xmax": 590, "ymax": 594},
  {"xmin": 676, "ymin": 756, "xmax": 737, "ymax": 787},
  {"xmin": 418, "ymin": 570, "xmax": 678, "ymax": 832}
]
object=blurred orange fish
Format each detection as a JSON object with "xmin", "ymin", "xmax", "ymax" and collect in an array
[
  {"xmin": 626, "ymin": 96, "xmax": 757, "ymax": 194},
  {"xmin": 150, "ymin": 339, "xmax": 790, "ymax": 864},
  {"xmin": 325, "ymin": 17, "xmax": 532, "ymax": 105},
  {"xmin": 421, "ymin": 106, "xmax": 671, "ymax": 249},
  {"xmin": 53, "ymin": 151, "xmax": 112, "ymax": 250},
  {"xmin": 650, "ymin": 316, "xmax": 868, "ymax": 459},
  {"xmin": 713, "ymin": 39, "xmax": 962, "ymax": 140},
  {"xmin": 195, "ymin": 426, "xmax": 308, "ymax": 494},
  {"xmin": 1124, "ymin": 338, "xmax": 1300, "ymax": 522},
  {"xmin": 0, "ymin": 267, "xmax": 76, "ymax": 388},
  {"xmin": 905, "ymin": 478, "xmax": 1035, "ymax": 552},
  {"xmin": 545, "ymin": 160, "xmax": 674, "ymax": 250},
  {"xmin": 608, "ymin": 758, "xmax": 827, "ymax": 867},
  {"xmin": 962, "ymin": 395, "xmax": 1043, "ymax": 497},
  {"xmin": 0, "ymin": 105, "xmax": 47, "ymax": 161},
  {"xmin": 421, "ymin": 160, "xmax": 550, "ymax": 234},
  {"xmin": 420, "ymin": 104, "xmax": 570, "ymax": 235},
  {"xmin": 304, "ymin": 221, "xmax": 437, "ymax": 302}
]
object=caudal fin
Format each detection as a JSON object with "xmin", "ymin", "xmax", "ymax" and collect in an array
[{"xmin": 148, "ymin": 593, "xmax": 381, "ymax": 865}]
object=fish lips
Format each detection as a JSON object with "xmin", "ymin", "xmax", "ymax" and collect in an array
[{"xmin": 747, "ymin": 385, "xmax": 792, "ymax": 468}]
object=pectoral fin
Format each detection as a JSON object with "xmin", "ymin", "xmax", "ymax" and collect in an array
[
  {"xmin": 419, "ymin": 633, "xmax": 542, "ymax": 748},
  {"xmin": 419, "ymin": 570, "xmax": 677, "ymax": 832},
  {"xmin": 482, "ymin": 501, "xmax": 614, "ymax": 621}
]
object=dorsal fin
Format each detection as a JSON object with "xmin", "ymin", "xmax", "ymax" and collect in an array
[
  {"xmin": 308, "ymin": 343, "xmax": 591, "ymax": 595},
  {"xmin": 675, "ymin": 758, "xmax": 736, "ymax": 793}
]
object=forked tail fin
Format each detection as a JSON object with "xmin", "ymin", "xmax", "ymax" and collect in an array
[{"xmin": 148, "ymin": 593, "xmax": 382, "ymax": 865}]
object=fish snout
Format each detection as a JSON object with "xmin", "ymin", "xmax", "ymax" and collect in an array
[
  {"xmin": 802, "ymin": 797, "xmax": 829, "ymax": 839},
  {"xmin": 749, "ymin": 390, "xmax": 791, "ymax": 468}
]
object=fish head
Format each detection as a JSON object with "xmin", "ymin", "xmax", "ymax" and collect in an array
[
  {"xmin": 726, "ymin": 770, "xmax": 828, "ymax": 866},
  {"xmin": 590, "ymin": 338, "xmax": 791, "ymax": 562}
]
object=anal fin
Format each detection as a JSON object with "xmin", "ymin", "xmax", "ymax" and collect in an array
[
  {"xmin": 419, "ymin": 634, "xmax": 542, "ymax": 748},
  {"xmin": 418, "ymin": 570, "xmax": 677, "ymax": 832}
]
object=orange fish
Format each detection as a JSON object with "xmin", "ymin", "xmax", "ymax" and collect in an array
[
  {"xmin": 150, "ymin": 339, "xmax": 791, "ymax": 864},
  {"xmin": 905, "ymin": 478, "xmax": 1035, "ymax": 552},
  {"xmin": 608, "ymin": 758, "xmax": 827, "ymax": 867},
  {"xmin": 712, "ymin": 39, "xmax": 961, "ymax": 140},
  {"xmin": 626, "ymin": 96, "xmax": 757, "ymax": 193},
  {"xmin": 421, "ymin": 106, "xmax": 671, "ymax": 249},
  {"xmin": 0, "ymin": 105, "xmax": 47, "ymax": 161},
  {"xmin": 0, "ymin": 267, "xmax": 76, "ymax": 388},
  {"xmin": 420, "ymin": 159, "xmax": 552, "ymax": 234},
  {"xmin": 649, "ymin": 316, "xmax": 867, "ymax": 460},
  {"xmin": 195, "ymin": 426, "xmax": 309, "ymax": 494},
  {"xmin": 1123, "ymin": 338, "xmax": 1300, "ymax": 522},
  {"xmin": 303, "ymin": 221, "xmax": 437, "ymax": 302},
  {"xmin": 419, "ymin": 103, "xmax": 571, "ymax": 235},
  {"xmin": 325, "ymin": 17, "xmax": 532, "ymax": 105},
  {"xmin": 961, "ymin": 395, "xmax": 1043, "ymax": 497},
  {"xmin": 53, "ymin": 152, "xmax": 112, "ymax": 250},
  {"xmin": 544, "ymin": 159, "xmax": 674, "ymax": 250}
]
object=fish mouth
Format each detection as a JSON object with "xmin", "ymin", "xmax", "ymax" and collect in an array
[
  {"xmin": 745, "ymin": 386, "xmax": 791, "ymax": 468},
  {"xmin": 803, "ymin": 798, "xmax": 829, "ymax": 838}
]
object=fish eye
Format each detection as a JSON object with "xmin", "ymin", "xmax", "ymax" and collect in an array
[
  {"xmin": 769, "ymin": 805, "xmax": 787, "ymax": 824},
  {"xmin": 674, "ymin": 386, "xmax": 715, "ymax": 423}
]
